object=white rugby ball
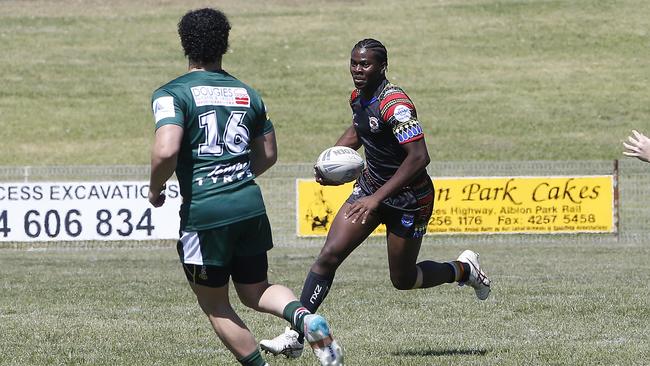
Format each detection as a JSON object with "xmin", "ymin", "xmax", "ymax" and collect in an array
[{"xmin": 315, "ymin": 146, "xmax": 364, "ymax": 184}]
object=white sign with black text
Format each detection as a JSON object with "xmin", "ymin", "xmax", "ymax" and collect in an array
[{"xmin": 0, "ymin": 182, "xmax": 181, "ymax": 242}]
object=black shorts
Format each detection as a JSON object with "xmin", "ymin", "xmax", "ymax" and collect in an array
[{"xmin": 346, "ymin": 176, "xmax": 434, "ymax": 239}]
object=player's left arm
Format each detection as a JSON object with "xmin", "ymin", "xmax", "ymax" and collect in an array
[
  {"xmin": 370, "ymin": 138, "xmax": 430, "ymax": 203},
  {"xmin": 373, "ymin": 89, "xmax": 430, "ymax": 201},
  {"xmin": 249, "ymin": 97, "xmax": 278, "ymax": 177},
  {"xmin": 346, "ymin": 91, "xmax": 430, "ymax": 223},
  {"xmin": 250, "ymin": 130, "xmax": 278, "ymax": 177},
  {"xmin": 346, "ymin": 138, "xmax": 429, "ymax": 224},
  {"xmin": 334, "ymin": 126, "xmax": 362, "ymax": 150},
  {"xmin": 148, "ymin": 124, "xmax": 183, "ymax": 207}
]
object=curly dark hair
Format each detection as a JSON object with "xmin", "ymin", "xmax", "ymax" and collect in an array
[{"xmin": 178, "ymin": 8, "xmax": 231, "ymax": 64}]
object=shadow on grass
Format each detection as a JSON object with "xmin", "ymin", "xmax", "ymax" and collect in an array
[{"xmin": 392, "ymin": 348, "xmax": 488, "ymax": 357}]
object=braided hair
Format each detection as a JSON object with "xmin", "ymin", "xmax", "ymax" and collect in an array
[
  {"xmin": 352, "ymin": 38, "xmax": 388, "ymax": 67},
  {"xmin": 178, "ymin": 8, "xmax": 231, "ymax": 64}
]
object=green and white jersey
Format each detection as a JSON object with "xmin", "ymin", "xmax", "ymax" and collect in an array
[{"xmin": 151, "ymin": 70, "xmax": 274, "ymax": 231}]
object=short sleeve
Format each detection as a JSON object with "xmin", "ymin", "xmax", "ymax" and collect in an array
[
  {"xmin": 251, "ymin": 97, "xmax": 274, "ymax": 139},
  {"xmin": 151, "ymin": 90, "xmax": 184, "ymax": 130},
  {"xmin": 379, "ymin": 88, "xmax": 424, "ymax": 144}
]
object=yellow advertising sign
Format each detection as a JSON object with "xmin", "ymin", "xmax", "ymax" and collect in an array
[{"xmin": 296, "ymin": 176, "xmax": 615, "ymax": 236}]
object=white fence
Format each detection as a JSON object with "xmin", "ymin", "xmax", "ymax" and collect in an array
[{"xmin": 1, "ymin": 160, "xmax": 648, "ymax": 246}]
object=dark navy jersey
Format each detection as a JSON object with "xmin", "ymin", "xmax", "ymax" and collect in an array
[{"xmin": 350, "ymin": 79, "xmax": 430, "ymax": 208}]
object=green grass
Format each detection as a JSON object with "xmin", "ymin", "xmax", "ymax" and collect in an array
[
  {"xmin": 1, "ymin": 241, "xmax": 648, "ymax": 365},
  {"xmin": 1, "ymin": 1, "xmax": 649, "ymax": 365},
  {"xmin": 1, "ymin": 0, "xmax": 649, "ymax": 165}
]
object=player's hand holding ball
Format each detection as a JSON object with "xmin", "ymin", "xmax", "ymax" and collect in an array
[
  {"xmin": 314, "ymin": 165, "xmax": 343, "ymax": 186},
  {"xmin": 314, "ymin": 146, "xmax": 364, "ymax": 186}
]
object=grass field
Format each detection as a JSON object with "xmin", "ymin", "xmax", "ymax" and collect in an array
[
  {"xmin": 2, "ymin": 0, "xmax": 650, "ymax": 365},
  {"xmin": 1, "ymin": 0, "xmax": 649, "ymax": 165},
  {"xmin": 2, "ymin": 241, "xmax": 648, "ymax": 365}
]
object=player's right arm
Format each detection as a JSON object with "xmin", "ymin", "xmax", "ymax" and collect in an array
[
  {"xmin": 338, "ymin": 89, "xmax": 362, "ymax": 150},
  {"xmin": 149, "ymin": 124, "xmax": 183, "ymax": 207},
  {"xmin": 149, "ymin": 90, "xmax": 185, "ymax": 207},
  {"xmin": 334, "ymin": 126, "xmax": 361, "ymax": 150},
  {"xmin": 314, "ymin": 126, "xmax": 361, "ymax": 186}
]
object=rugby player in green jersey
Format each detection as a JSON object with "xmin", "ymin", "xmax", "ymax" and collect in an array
[{"xmin": 147, "ymin": 8, "xmax": 343, "ymax": 366}]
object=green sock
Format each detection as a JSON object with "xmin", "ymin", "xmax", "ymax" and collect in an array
[
  {"xmin": 282, "ymin": 300, "xmax": 310, "ymax": 333},
  {"xmin": 237, "ymin": 349, "xmax": 267, "ymax": 366}
]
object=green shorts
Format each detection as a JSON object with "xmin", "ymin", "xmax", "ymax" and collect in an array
[{"xmin": 176, "ymin": 214, "xmax": 274, "ymax": 267}]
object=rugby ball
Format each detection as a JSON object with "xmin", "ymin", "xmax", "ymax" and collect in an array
[{"xmin": 315, "ymin": 146, "xmax": 364, "ymax": 184}]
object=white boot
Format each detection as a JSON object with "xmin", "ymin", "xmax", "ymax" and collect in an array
[
  {"xmin": 457, "ymin": 250, "xmax": 491, "ymax": 300},
  {"xmin": 303, "ymin": 314, "xmax": 344, "ymax": 366},
  {"xmin": 259, "ymin": 327, "xmax": 304, "ymax": 358}
]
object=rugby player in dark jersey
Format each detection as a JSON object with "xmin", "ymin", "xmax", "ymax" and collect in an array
[
  {"xmin": 261, "ymin": 39, "xmax": 491, "ymax": 358},
  {"xmin": 147, "ymin": 8, "xmax": 343, "ymax": 366}
]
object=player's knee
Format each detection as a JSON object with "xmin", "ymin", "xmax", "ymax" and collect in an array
[
  {"xmin": 314, "ymin": 250, "xmax": 342, "ymax": 273},
  {"xmin": 196, "ymin": 296, "xmax": 226, "ymax": 316},
  {"xmin": 234, "ymin": 283, "xmax": 268, "ymax": 311},
  {"xmin": 237, "ymin": 294, "xmax": 261, "ymax": 310},
  {"xmin": 390, "ymin": 272, "xmax": 415, "ymax": 290}
]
